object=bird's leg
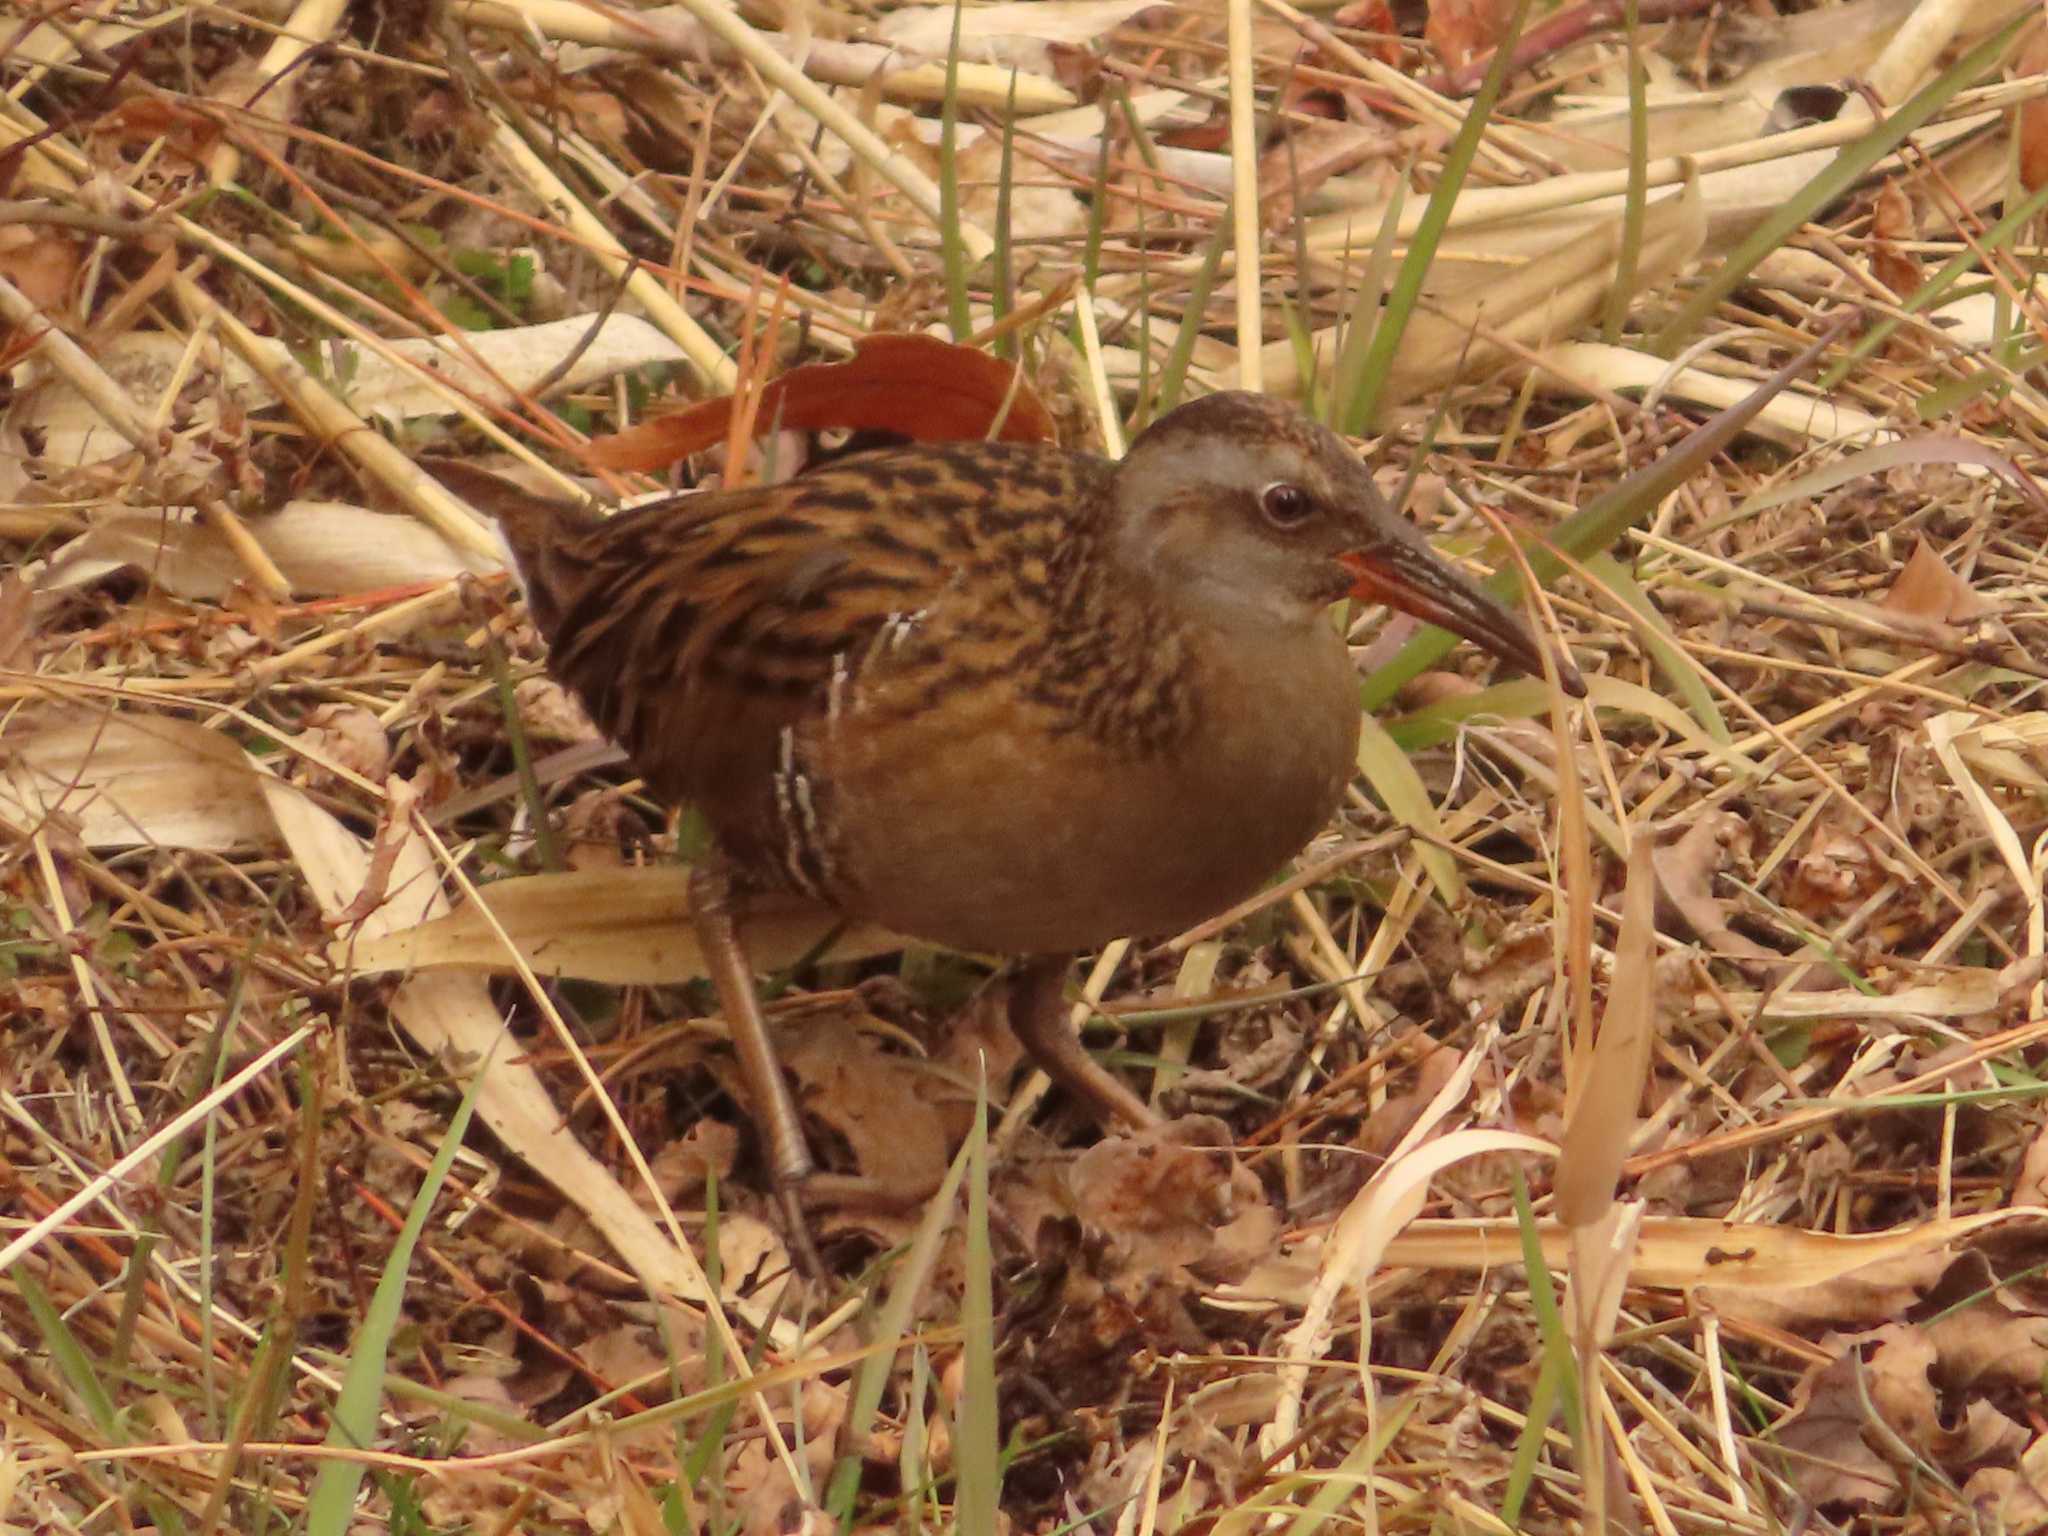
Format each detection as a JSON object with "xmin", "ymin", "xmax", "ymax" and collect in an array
[
  {"xmin": 1007, "ymin": 954, "xmax": 1162, "ymax": 1132},
  {"xmin": 687, "ymin": 858, "xmax": 824, "ymax": 1278}
]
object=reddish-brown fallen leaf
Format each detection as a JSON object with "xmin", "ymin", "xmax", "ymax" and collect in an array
[
  {"xmin": 583, "ymin": 332, "xmax": 1056, "ymax": 471},
  {"xmin": 1883, "ymin": 539, "xmax": 1993, "ymax": 624},
  {"xmin": 1426, "ymin": 0, "xmax": 1516, "ymax": 71},
  {"xmin": 88, "ymin": 95, "xmax": 224, "ymax": 161},
  {"xmin": 0, "ymin": 228, "xmax": 83, "ymax": 316},
  {"xmin": 1328, "ymin": 0, "xmax": 1404, "ymax": 66},
  {"xmin": 1156, "ymin": 109, "xmax": 1231, "ymax": 152},
  {"xmin": 2019, "ymin": 30, "xmax": 2048, "ymax": 192},
  {"xmin": 1869, "ymin": 181, "xmax": 1922, "ymax": 304}
]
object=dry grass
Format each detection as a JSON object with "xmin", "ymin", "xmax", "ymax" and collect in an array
[{"xmin": 6, "ymin": 2, "xmax": 2048, "ymax": 1532}]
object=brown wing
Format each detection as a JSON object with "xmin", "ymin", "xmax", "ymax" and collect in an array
[{"xmin": 439, "ymin": 446, "xmax": 1110, "ymax": 822}]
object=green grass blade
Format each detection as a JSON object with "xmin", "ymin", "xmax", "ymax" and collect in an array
[
  {"xmin": 303, "ymin": 1044, "xmax": 493, "ymax": 1534},
  {"xmin": 114, "ymin": 968, "xmax": 247, "ymax": 1377},
  {"xmin": 1583, "ymin": 550, "xmax": 1730, "ymax": 743},
  {"xmin": 1338, "ymin": 0, "xmax": 1533, "ymax": 434},
  {"xmin": 485, "ymin": 624, "xmax": 558, "ymax": 872},
  {"xmin": 991, "ymin": 71, "xmax": 1020, "ymax": 361},
  {"xmin": 1155, "ymin": 208, "xmax": 1233, "ymax": 415},
  {"xmin": 1276, "ymin": 1398, "xmax": 1419, "ymax": 1535},
  {"xmin": 1325, "ymin": 168, "xmax": 1408, "ymax": 429},
  {"xmin": 1917, "ymin": 349, "xmax": 2046, "ymax": 419},
  {"xmin": 1500, "ymin": 1165, "xmax": 1576, "ymax": 1528},
  {"xmin": 15, "ymin": 1263, "xmax": 122, "ymax": 1440},
  {"xmin": 1354, "ymin": 712, "xmax": 1461, "ymax": 904},
  {"xmin": 953, "ymin": 1071, "xmax": 1000, "ymax": 1536},
  {"xmin": 1600, "ymin": 0, "xmax": 1649, "ymax": 342},
  {"xmin": 824, "ymin": 1080, "xmax": 980, "ymax": 1522},
  {"xmin": 1502, "ymin": 1334, "xmax": 1570, "ymax": 1524},
  {"xmin": 937, "ymin": 0, "xmax": 972, "ymax": 342},
  {"xmin": 1284, "ymin": 133, "xmax": 1320, "ymax": 414},
  {"xmin": 1082, "ymin": 126, "xmax": 1111, "ymax": 288}
]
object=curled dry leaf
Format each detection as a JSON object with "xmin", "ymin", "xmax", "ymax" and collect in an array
[
  {"xmin": 0, "ymin": 226, "xmax": 83, "ymax": 314},
  {"xmin": 2013, "ymin": 1122, "xmax": 2048, "ymax": 1208},
  {"xmin": 1448, "ymin": 921, "xmax": 1556, "ymax": 1017},
  {"xmin": 1703, "ymin": 1245, "xmax": 1954, "ymax": 1334},
  {"xmin": 1964, "ymin": 1437, "xmax": 2048, "ymax": 1527},
  {"xmin": 727, "ymin": 1380, "xmax": 843, "ymax": 1536},
  {"xmin": 1650, "ymin": 810, "xmax": 1786, "ymax": 965},
  {"xmin": 778, "ymin": 1011, "xmax": 951, "ymax": 1208},
  {"xmin": 1885, "ymin": 735, "xmax": 1954, "ymax": 835},
  {"xmin": 1909, "ymin": 1251, "xmax": 2048, "ymax": 1392},
  {"xmin": 1777, "ymin": 1321, "xmax": 2032, "ymax": 1514},
  {"xmin": 558, "ymin": 786, "xmax": 632, "ymax": 873},
  {"xmin": 290, "ymin": 704, "xmax": 391, "ymax": 790},
  {"xmin": 1355, "ymin": 1034, "xmax": 1466, "ymax": 1164},
  {"xmin": 1066, "ymin": 1117, "xmax": 1279, "ymax": 1290},
  {"xmin": 579, "ymin": 1321, "xmax": 684, "ymax": 1402},
  {"xmin": 512, "ymin": 676, "xmax": 602, "ymax": 745},
  {"xmin": 925, "ymin": 986, "xmax": 1026, "ymax": 1143},
  {"xmin": 1777, "ymin": 1324, "xmax": 1939, "ymax": 1510},
  {"xmin": 1785, "ymin": 818, "xmax": 1886, "ymax": 917},
  {"xmin": 327, "ymin": 774, "xmax": 423, "ymax": 932},
  {"xmin": 1167, "ymin": 1017, "xmax": 1302, "ymax": 1113},
  {"xmin": 1883, "ymin": 539, "xmax": 1994, "ymax": 624},
  {"xmin": 648, "ymin": 1118, "xmax": 740, "ymax": 1197},
  {"xmin": 1424, "ymin": 0, "xmax": 1517, "ymax": 72},
  {"xmin": 9, "ymin": 981, "xmax": 73, "ymax": 1026}
]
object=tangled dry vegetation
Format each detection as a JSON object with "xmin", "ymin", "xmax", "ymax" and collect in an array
[{"xmin": 6, "ymin": 0, "xmax": 2048, "ymax": 1531}]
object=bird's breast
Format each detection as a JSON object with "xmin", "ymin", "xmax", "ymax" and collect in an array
[{"xmin": 779, "ymin": 617, "xmax": 1361, "ymax": 954}]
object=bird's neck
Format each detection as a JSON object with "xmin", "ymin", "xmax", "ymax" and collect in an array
[
  {"xmin": 1015, "ymin": 523, "xmax": 1197, "ymax": 754},
  {"xmin": 1033, "ymin": 520, "xmax": 1320, "ymax": 747}
]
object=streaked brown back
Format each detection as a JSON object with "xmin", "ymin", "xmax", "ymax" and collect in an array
[{"xmin": 434, "ymin": 445, "xmax": 1117, "ymax": 818}]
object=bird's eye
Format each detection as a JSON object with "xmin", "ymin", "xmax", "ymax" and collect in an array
[{"xmin": 1260, "ymin": 482, "xmax": 1315, "ymax": 529}]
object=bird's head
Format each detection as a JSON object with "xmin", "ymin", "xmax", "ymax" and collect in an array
[{"xmin": 1110, "ymin": 391, "xmax": 1582, "ymax": 693}]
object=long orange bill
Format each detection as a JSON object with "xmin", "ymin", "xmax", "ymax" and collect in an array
[{"xmin": 1339, "ymin": 547, "xmax": 1586, "ymax": 697}]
